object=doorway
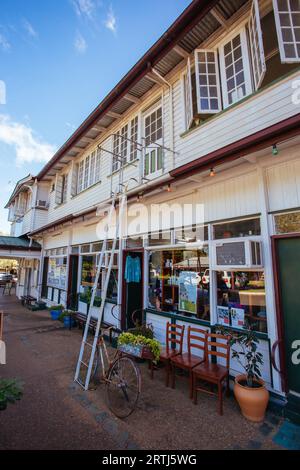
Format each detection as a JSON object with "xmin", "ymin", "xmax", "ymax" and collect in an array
[
  {"xmin": 122, "ymin": 250, "xmax": 144, "ymax": 330},
  {"xmin": 273, "ymin": 235, "xmax": 300, "ymax": 398},
  {"xmin": 24, "ymin": 268, "xmax": 32, "ymax": 296},
  {"xmin": 68, "ymin": 255, "xmax": 79, "ymax": 310}
]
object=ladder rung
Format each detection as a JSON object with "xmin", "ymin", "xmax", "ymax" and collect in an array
[
  {"xmin": 84, "ymin": 341, "xmax": 93, "ymax": 348},
  {"xmin": 80, "ymin": 360, "xmax": 89, "ymax": 368},
  {"xmin": 75, "ymin": 378, "xmax": 85, "ymax": 388}
]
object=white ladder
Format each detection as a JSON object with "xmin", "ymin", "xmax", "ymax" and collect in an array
[{"xmin": 74, "ymin": 190, "xmax": 126, "ymax": 390}]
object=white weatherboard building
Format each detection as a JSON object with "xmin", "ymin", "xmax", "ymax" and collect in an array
[{"xmin": 4, "ymin": 0, "xmax": 300, "ymax": 421}]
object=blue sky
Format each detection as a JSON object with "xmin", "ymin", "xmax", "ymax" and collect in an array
[{"xmin": 0, "ymin": 0, "xmax": 190, "ymax": 233}]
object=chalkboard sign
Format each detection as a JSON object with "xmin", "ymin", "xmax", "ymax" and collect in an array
[{"xmin": 216, "ymin": 242, "xmax": 246, "ymax": 266}]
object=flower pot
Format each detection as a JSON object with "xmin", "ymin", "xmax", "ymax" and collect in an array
[
  {"xmin": 50, "ymin": 310, "xmax": 62, "ymax": 320},
  {"xmin": 234, "ymin": 374, "xmax": 269, "ymax": 422},
  {"xmin": 63, "ymin": 316, "xmax": 76, "ymax": 328}
]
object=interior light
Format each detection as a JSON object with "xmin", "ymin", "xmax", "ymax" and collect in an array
[{"xmin": 209, "ymin": 168, "xmax": 215, "ymax": 177}]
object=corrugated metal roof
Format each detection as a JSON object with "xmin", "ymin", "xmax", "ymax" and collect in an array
[
  {"xmin": 0, "ymin": 236, "xmax": 41, "ymax": 250},
  {"xmin": 217, "ymin": 0, "xmax": 248, "ymax": 19},
  {"xmin": 129, "ymin": 76, "xmax": 156, "ymax": 98},
  {"xmin": 178, "ymin": 11, "xmax": 221, "ymax": 52},
  {"xmin": 155, "ymin": 49, "xmax": 184, "ymax": 76}
]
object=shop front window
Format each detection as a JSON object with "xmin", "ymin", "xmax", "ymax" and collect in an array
[
  {"xmin": 81, "ymin": 255, "xmax": 96, "ymax": 293},
  {"xmin": 47, "ymin": 256, "xmax": 67, "ymax": 290},
  {"xmin": 175, "ymin": 225, "xmax": 208, "ymax": 244},
  {"xmin": 148, "ymin": 248, "xmax": 210, "ymax": 321},
  {"xmin": 216, "ymin": 270, "xmax": 267, "ymax": 333},
  {"xmin": 274, "ymin": 211, "xmax": 300, "ymax": 234},
  {"xmin": 213, "ymin": 218, "xmax": 261, "ymax": 239}
]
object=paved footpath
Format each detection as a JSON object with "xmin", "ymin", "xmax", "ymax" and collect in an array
[{"xmin": 0, "ymin": 296, "xmax": 284, "ymax": 450}]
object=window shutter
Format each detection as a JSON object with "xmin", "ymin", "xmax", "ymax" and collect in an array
[
  {"xmin": 195, "ymin": 49, "xmax": 222, "ymax": 114},
  {"xmin": 55, "ymin": 175, "xmax": 63, "ymax": 205},
  {"xmin": 71, "ymin": 163, "xmax": 79, "ymax": 197},
  {"xmin": 62, "ymin": 173, "xmax": 68, "ymax": 203},
  {"xmin": 185, "ymin": 58, "xmax": 194, "ymax": 128},
  {"xmin": 95, "ymin": 148, "xmax": 101, "ymax": 182},
  {"xmin": 90, "ymin": 151, "xmax": 96, "ymax": 186},
  {"xmin": 248, "ymin": 0, "xmax": 266, "ymax": 90},
  {"xmin": 273, "ymin": 0, "xmax": 300, "ymax": 63}
]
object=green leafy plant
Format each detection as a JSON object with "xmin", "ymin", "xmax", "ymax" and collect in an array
[
  {"xmin": 58, "ymin": 310, "xmax": 75, "ymax": 321},
  {"xmin": 47, "ymin": 304, "xmax": 64, "ymax": 311},
  {"xmin": 218, "ymin": 325, "xmax": 264, "ymax": 388},
  {"xmin": 79, "ymin": 291, "xmax": 91, "ymax": 304},
  {"xmin": 128, "ymin": 323, "xmax": 154, "ymax": 339},
  {"xmin": 118, "ymin": 332, "xmax": 161, "ymax": 363},
  {"xmin": 0, "ymin": 379, "xmax": 23, "ymax": 411}
]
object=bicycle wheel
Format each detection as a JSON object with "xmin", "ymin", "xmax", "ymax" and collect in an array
[
  {"xmin": 106, "ymin": 356, "xmax": 141, "ymax": 418},
  {"xmin": 91, "ymin": 345, "xmax": 101, "ymax": 386}
]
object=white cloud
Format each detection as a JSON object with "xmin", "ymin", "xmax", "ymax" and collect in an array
[
  {"xmin": 74, "ymin": 32, "xmax": 87, "ymax": 53},
  {"xmin": 72, "ymin": 0, "xmax": 97, "ymax": 20},
  {"xmin": 22, "ymin": 19, "xmax": 38, "ymax": 38},
  {"xmin": 105, "ymin": 6, "xmax": 117, "ymax": 34},
  {"xmin": 0, "ymin": 114, "xmax": 56, "ymax": 166},
  {"xmin": 0, "ymin": 34, "xmax": 11, "ymax": 52}
]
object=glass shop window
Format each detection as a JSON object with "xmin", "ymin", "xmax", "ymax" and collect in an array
[
  {"xmin": 274, "ymin": 211, "xmax": 300, "ymax": 234},
  {"xmin": 213, "ymin": 218, "xmax": 261, "ymax": 239},
  {"xmin": 148, "ymin": 248, "xmax": 210, "ymax": 321},
  {"xmin": 148, "ymin": 230, "xmax": 172, "ymax": 246},
  {"xmin": 175, "ymin": 225, "xmax": 208, "ymax": 244},
  {"xmin": 80, "ymin": 255, "xmax": 101, "ymax": 298},
  {"xmin": 216, "ymin": 270, "xmax": 267, "ymax": 333}
]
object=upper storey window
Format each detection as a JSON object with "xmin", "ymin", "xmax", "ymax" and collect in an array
[
  {"xmin": 184, "ymin": 0, "xmax": 299, "ymax": 130},
  {"xmin": 273, "ymin": 0, "xmax": 300, "ymax": 62},
  {"xmin": 112, "ymin": 116, "xmax": 139, "ymax": 173},
  {"xmin": 143, "ymin": 105, "xmax": 163, "ymax": 177},
  {"xmin": 75, "ymin": 149, "xmax": 101, "ymax": 196}
]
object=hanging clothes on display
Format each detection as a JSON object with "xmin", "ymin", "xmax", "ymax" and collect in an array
[{"xmin": 125, "ymin": 254, "xmax": 141, "ymax": 283}]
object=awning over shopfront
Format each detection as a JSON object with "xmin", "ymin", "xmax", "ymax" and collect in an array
[{"xmin": 0, "ymin": 236, "xmax": 41, "ymax": 259}]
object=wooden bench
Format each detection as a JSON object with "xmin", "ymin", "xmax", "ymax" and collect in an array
[
  {"xmin": 21, "ymin": 295, "xmax": 37, "ymax": 307},
  {"xmin": 74, "ymin": 312, "xmax": 121, "ymax": 344}
]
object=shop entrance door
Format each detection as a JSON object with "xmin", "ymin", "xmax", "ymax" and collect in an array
[
  {"xmin": 68, "ymin": 255, "xmax": 79, "ymax": 310},
  {"xmin": 122, "ymin": 251, "xmax": 143, "ymax": 330},
  {"xmin": 274, "ymin": 235, "xmax": 300, "ymax": 398}
]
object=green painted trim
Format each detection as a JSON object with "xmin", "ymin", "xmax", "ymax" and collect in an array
[{"xmin": 180, "ymin": 67, "xmax": 300, "ymax": 139}]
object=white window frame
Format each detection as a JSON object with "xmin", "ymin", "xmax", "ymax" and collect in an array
[
  {"xmin": 273, "ymin": 0, "xmax": 300, "ymax": 63},
  {"xmin": 112, "ymin": 117, "xmax": 139, "ymax": 173},
  {"xmin": 219, "ymin": 26, "xmax": 253, "ymax": 109},
  {"xmin": 76, "ymin": 149, "xmax": 102, "ymax": 195},
  {"xmin": 194, "ymin": 49, "xmax": 222, "ymax": 114},
  {"xmin": 184, "ymin": 58, "xmax": 194, "ymax": 128},
  {"xmin": 143, "ymin": 104, "xmax": 163, "ymax": 178},
  {"xmin": 130, "ymin": 116, "xmax": 139, "ymax": 162},
  {"xmin": 248, "ymin": 0, "xmax": 266, "ymax": 90}
]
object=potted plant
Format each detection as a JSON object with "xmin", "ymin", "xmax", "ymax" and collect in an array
[
  {"xmin": 230, "ymin": 328, "xmax": 269, "ymax": 422},
  {"xmin": 59, "ymin": 310, "xmax": 76, "ymax": 329},
  {"xmin": 48, "ymin": 304, "xmax": 64, "ymax": 321},
  {"xmin": 0, "ymin": 379, "xmax": 23, "ymax": 411},
  {"xmin": 118, "ymin": 332, "xmax": 161, "ymax": 363}
]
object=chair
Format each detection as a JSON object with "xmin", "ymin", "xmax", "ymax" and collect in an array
[
  {"xmin": 171, "ymin": 326, "xmax": 207, "ymax": 398},
  {"xmin": 193, "ymin": 332, "xmax": 230, "ymax": 415},
  {"xmin": 159, "ymin": 322, "xmax": 185, "ymax": 387}
]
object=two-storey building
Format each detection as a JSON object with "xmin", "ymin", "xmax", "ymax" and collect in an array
[{"xmin": 5, "ymin": 0, "xmax": 300, "ymax": 419}]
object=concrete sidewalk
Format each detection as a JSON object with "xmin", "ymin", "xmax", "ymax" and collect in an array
[{"xmin": 0, "ymin": 295, "xmax": 284, "ymax": 450}]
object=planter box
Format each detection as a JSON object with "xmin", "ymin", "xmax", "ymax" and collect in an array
[{"xmin": 118, "ymin": 343, "xmax": 153, "ymax": 360}]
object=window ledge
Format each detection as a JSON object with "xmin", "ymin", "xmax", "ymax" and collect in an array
[{"xmin": 180, "ymin": 67, "xmax": 300, "ymax": 139}]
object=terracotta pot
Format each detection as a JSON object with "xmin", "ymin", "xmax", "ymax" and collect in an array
[{"xmin": 234, "ymin": 374, "xmax": 269, "ymax": 423}]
